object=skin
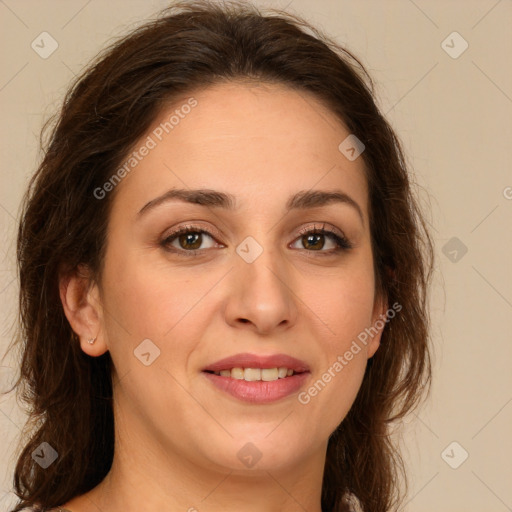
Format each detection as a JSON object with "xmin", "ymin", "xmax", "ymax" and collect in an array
[{"xmin": 60, "ymin": 81, "xmax": 387, "ymax": 512}]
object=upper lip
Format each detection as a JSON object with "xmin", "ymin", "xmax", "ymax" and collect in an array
[{"xmin": 202, "ymin": 353, "xmax": 310, "ymax": 373}]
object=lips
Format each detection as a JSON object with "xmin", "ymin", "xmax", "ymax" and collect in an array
[
  {"xmin": 202, "ymin": 353, "xmax": 311, "ymax": 403},
  {"xmin": 203, "ymin": 370, "xmax": 310, "ymax": 403},
  {"xmin": 202, "ymin": 352, "xmax": 310, "ymax": 373}
]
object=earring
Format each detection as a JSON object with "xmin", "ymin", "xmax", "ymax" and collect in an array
[{"xmin": 87, "ymin": 336, "xmax": 97, "ymax": 345}]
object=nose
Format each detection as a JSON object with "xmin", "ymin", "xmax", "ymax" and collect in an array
[{"xmin": 223, "ymin": 241, "xmax": 299, "ymax": 335}]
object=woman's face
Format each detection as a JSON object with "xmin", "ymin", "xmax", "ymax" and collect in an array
[{"xmin": 91, "ymin": 82, "xmax": 387, "ymax": 473}]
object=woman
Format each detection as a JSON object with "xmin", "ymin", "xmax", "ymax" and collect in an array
[{"xmin": 5, "ymin": 1, "xmax": 434, "ymax": 511}]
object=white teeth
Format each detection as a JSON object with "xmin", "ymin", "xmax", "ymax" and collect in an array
[
  {"xmin": 231, "ymin": 367, "xmax": 245, "ymax": 380},
  {"xmin": 244, "ymin": 368, "xmax": 261, "ymax": 381},
  {"xmin": 212, "ymin": 366, "xmax": 296, "ymax": 381},
  {"xmin": 278, "ymin": 367, "xmax": 288, "ymax": 378},
  {"xmin": 261, "ymin": 368, "xmax": 279, "ymax": 381}
]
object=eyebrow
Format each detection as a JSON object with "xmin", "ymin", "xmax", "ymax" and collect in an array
[{"xmin": 137, "ymin": 188, "xmax": 364, "ymax": 224}]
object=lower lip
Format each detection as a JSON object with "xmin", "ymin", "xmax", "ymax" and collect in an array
[{"xmin": 202, "ymin": 371, "xmax": 310, "ymax": 403}]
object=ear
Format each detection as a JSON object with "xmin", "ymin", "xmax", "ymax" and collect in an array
[
  {"xmin": 366, "ymin": 290, "xmax": 388, "ymax": 359},
  {"xmin": 59, "ymin": 264, "xmax": 108, "ymax": 357}
]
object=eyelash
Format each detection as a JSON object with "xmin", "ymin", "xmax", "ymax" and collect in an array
[{"xmin": 159, "ymin": 223, "xmax": 353, "ymax": 257}]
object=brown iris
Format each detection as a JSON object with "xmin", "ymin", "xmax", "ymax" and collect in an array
[
  {"xmin": 302, "ymin": 233, "xmax": 325, "ymax": 250},
  {"xmin": 179, "ymin": 232, "xmax": 202, "ymax": 250}
]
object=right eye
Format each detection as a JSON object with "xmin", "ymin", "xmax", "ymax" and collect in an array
[{"xmin": 160, "ymin": 225, "xmax": 222, "ymax": 256}]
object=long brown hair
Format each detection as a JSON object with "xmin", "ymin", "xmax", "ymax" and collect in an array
[{"xmin": 3, "ymin": 1, "xmax": 434, "ymax": 510}]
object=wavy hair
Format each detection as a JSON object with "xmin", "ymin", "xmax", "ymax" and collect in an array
[{"xmin": 3, "ymin": 1, "xmax": 434, "ymax": 511}]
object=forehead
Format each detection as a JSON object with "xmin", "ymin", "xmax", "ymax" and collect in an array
[{"xmin": 110, "ymin": 81, "xmax": 369, "ymax": 223}]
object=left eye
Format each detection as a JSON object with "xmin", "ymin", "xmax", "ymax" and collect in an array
[{"xmin": 290, "ymin": 229, "xmax": 348, "ymax": 252}]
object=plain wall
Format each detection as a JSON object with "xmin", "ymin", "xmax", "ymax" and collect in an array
[{"xmin": 1, "ymin": 1, "xmax": 511, "ymax": 511}]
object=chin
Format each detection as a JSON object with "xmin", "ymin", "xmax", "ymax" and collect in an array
[{"xmin": 195, "ymin": 429, "xmax": 313, "ymax": 473}]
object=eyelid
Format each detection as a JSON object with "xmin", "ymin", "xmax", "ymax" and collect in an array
[
  {"xmin": 160, "ymin": 221, "xmax": 224, "ymax": 242},
  {"xmin": 296, "ymin": 222, "xmax": 347, "ymax": 241}
]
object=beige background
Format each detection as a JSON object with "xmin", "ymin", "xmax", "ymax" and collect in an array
[{"xmin": 1, "ymin": 1, "xmax": 511, "ymax": 511}]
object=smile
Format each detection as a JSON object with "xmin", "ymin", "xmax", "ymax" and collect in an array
[{"xmin": 205, "ymin": 367, "xmax": 298, "ymax": 381}]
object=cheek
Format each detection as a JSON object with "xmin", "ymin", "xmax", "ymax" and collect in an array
[
  {"xmin": 103, "ymin": 247, "xmax": 209, "ymax": 339},
  {"xmin": 299, "ymin": 260, "xmax": 375, "ymax": 419},
  {"xmin": 100, "ymin": 247, "xmax": 227, "ymax": 392},
  {"xmin": 309, "ymin": 260, "xmax": 376, "ymax": 347}
]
